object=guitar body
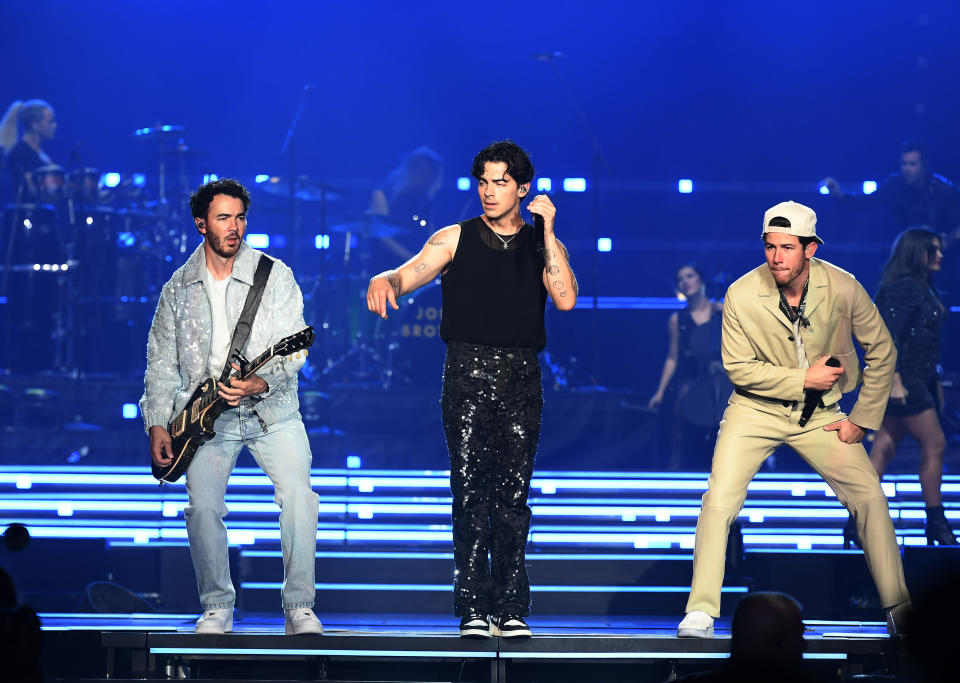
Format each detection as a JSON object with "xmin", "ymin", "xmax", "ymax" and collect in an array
[
  {"xmin": 150, "ymin": 326, "xmax": 316, "ymax": 485},
  {"xmin": 152, "ymin": 379, "xmax": 228, "ymax": 483}
]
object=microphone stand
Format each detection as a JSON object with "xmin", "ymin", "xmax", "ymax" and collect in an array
[
  {"xmin": 536, "ymin": 53, "xmax": 611, "ymax": 383},
  {"xmin": 280, "ymin": 86, "xmax": 314, "ymax": 276}
]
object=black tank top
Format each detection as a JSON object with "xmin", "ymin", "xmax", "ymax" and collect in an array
[{"xmin": 440, "ymin": 216, "xmax": 547, "ymax": 350}]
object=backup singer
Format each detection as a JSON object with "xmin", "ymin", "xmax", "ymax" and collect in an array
[
  {"xmin": 367, "ymin": 141, "xmax": 577, "ymax": 638},
  {"xmin": 140, "ymin": 179, "xmax": 322, "ymax": 635},
  {"xmin": 677, "ymin": 201, "xmax": 911, "ymax": 638}
]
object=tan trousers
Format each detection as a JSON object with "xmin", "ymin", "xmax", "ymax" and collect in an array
[{"xmin": 685, "ymin": 401, "xmax": 910, "ymax": 617}]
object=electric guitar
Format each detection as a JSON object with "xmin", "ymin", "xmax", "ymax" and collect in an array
[{"xmin": 151, "ymin": 326, "xmax": 316, "ymax": 484}]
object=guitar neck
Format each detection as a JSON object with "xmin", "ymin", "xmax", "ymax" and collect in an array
[{"xmin": 237, "ymin": 344, "xmax": 279, "ymax": 380}]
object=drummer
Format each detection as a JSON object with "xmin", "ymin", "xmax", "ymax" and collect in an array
[
  {"xmin": 368, "ymin": 146, "xmax": 444, "ymax": 263},
  {"xmin": 0, "ymin": 99, "xmax": 57, "ymax": 199}
]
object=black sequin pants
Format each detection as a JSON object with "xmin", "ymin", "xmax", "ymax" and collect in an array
[{"xmin": 441, "ymin": 341, "xmax": 543, "ymax": 617}]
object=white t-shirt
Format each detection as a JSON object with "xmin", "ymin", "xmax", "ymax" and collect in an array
[{"xmin": 204, "ymin": 267, "xmax": 232, "ymax": 379}]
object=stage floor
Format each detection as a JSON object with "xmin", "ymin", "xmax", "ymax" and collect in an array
[{"xmin": 39, "ymin": 612, "xmax": 896, "ymax": 683}]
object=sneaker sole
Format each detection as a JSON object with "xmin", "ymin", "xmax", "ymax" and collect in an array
[
  {"xmin": 677, "ymin": 627, "xmax": 714, "ymax": 638},
  {"xmin": 491, "ymin": 625, "xmax": 531, "ymax": 638},
  {"xmin": 460, "ymin": 627, "xmax": 491, "ymax": 638}
]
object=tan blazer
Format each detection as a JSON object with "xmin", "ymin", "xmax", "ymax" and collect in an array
[{"xmin": 722, "ymin": 258, "xmax": 895, "ymax": 430}]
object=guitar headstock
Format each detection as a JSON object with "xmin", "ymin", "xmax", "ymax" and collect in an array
[{"xmin": 274, "ymin": 326, "xmax": 316, "ymax": 359}]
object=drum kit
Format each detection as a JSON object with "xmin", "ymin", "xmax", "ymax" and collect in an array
[
  {"xmin": 304, "ymin": 211, "xmax": 443, "ymax": 389},
  {"xmin": 1, "ymin": 125, "xmax": 440, "ymax": 384},
  {"xmin": 1, "ymin": 125, "xmax": 206, "ymax": 374}
]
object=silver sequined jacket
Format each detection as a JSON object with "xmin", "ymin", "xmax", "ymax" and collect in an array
[{"xmin": 139, "ymin": 241, "xmax": 307, "ymax": 433}]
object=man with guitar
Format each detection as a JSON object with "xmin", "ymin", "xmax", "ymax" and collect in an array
[
  {"xmin": 676, "ymin": 201, "xmax": 911, "ymax": 639},
  {"xmin": 140, "ymin": 178, "xmax": 322, "ymax": 635},
  {"xmin": 367, "ymin": 141, "xmax": 577, "ymax": 639}
]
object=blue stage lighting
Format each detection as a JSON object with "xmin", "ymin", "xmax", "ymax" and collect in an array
[
  {"xmin": 346, "ymin": 455, "xmax": 362, "ymax": 469},
  {"xmin": 122, "ymin": 404, "xmax": 139, "ymax": 419},
  {"xmin": 202, "ymin": 173, "xmax": 219, "ymax": 184},
  {"xmin": 819, "ymin": 184, "xmax": 830, "ymax": 195},
  {"xmin": 315, "ymin": 234, "xmax": 330, "ymax": 249},
  {"xmin": 132, "ymin": 173, "xmax": 146, "ymax": 187},
  {"xmin": 117, "ymin": 232, "xmax": 137, "ymax": 248},
  {"xmin": 563, "ymin": 178, "xmax": 587, "ymax": 192},
  {"xmin": 678, "ymin": 179, "xmax": 693, "ymax": 194},
  {"xmin": 862, "ymin": 180, "xmax": 877, "ymax": 194},
  {"xmin": 537, "ymin": 178, "xmax": 552, "ymax": 192},
  {"xmin": 102, "ymin": 172, "xmax": 121, "ymax": 188},
  {"xmin": 246, "ymin": 234, "xmax": 269, "ymax": 248},
  {"xmin": 456, "ymin": 177, "xmax": 471, "ymax": 191},
  {"xmin": 597, "ymin": 237, "xmax": 612, "ymax": 252},
  {"xmin": 271, "ymin": 235, "xmax": 287, "ymax": 248},
  {"xmin": 255, "ymin": 174, "xmax": 270, "ymax": 183}
]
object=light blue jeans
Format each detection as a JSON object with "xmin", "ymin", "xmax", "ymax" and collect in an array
[{"xmin": 184, "ymin": 405, "xmax": 318, "ymax": 611}]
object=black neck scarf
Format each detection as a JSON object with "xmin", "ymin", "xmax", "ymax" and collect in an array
[{"xmin": 778, "ymin": 277, "xmax": 810, "ymax": 328}]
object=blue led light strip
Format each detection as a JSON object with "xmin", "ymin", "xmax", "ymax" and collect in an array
[
  {"xmin": 241, "ymin": 582, "xmax": 749, "ymax": 594},
  {"xmin": 149, "ymin": 647, "xmax": 497, "ymax": 658}
]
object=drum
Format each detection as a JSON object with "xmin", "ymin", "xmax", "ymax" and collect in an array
[
  {"xmin": 0, "ymin": 203, "xmax": 65, "ymax": 372},
  {"xmin": 67, "ymin": 167, "xmax": 101, "ymax": 205},
  {"xmin": 33, "ymin": 164, "xmax": 65, "ymax": 203},
  {"xmin": 74, "ymin": 206, "xmax": 118, "ymax": 301},
  {"xmin": 0, "ymin": 203, "xmax": 61, "ymax": 267}
]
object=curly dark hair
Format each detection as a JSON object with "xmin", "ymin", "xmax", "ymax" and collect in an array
[
  {"xmin": 470, "ymin": 140, "xmax": 534, "ymax": 186},
  {"xmin": 879, "ymin": 227, "xmax": 941, "ymax": 288},
  {"xmin": 189, "ymin": 178, "xmax": 251, "ymax": 220}
]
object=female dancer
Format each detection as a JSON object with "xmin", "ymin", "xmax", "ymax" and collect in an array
[{"xmin": 845, "ymin": 228, "xmax": 956, "ymax": 547}]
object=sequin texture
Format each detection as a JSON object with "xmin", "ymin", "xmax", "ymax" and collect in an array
[
  {"xmin": 139, "ymin": 242, "xmax": 307, "ymax": 432},
  {"xmin": 874, "ymin": 275, "xmax": 945, "ymax": 416},
  {"xmin": 442, "ymin": 341, "xmax": 543, "ymax": 617}
]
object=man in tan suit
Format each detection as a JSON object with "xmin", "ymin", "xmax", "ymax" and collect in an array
[{"xmin": 677, "ymin": 201, "xmax": 912, "ymax": 638}]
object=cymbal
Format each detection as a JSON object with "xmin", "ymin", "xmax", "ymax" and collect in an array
[
  {"xmin": 253, "ymin": 175, "xmax": 341, "ymax": 202},
  {"xmin": 133, "ymin": 124, "xmax": 186, "ymax": 138},
  {"xmin": 159, "ymin": 146, "xmax": 210, "ymax": 157},
  {"xmin": 329, "ymin": 216, "xmax": 414, "ymax": 238}
]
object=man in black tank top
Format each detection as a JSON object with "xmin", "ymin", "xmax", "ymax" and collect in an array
[{"xmin": 367, "ymin": 141, "xmax": 577, "ymax": 638}]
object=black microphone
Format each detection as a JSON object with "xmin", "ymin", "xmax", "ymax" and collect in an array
[
  {"xmin": 798, "ymin": 357, "xmax": 841, "ymax": 427},
  {"xmin": 530, "ymin": 51, "xmax": 563, "ymax": 62}
]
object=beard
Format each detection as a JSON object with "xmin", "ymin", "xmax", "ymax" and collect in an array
[{"xmin": 207, "ymin": 233, "xmax": 240, "ymax": 259}]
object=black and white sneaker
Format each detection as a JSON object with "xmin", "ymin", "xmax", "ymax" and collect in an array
[
  {"xmin": 491, "ymin": 614, "xmax": 531, "ymax": 638},
  {"xmin": 459, "ymin": 613, "xmax": 491, "ymax": 638}
]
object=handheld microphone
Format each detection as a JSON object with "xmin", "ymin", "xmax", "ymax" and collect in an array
[{"xmin": 798, "ymin": 357, "xmax": 841, "ymax": 427}]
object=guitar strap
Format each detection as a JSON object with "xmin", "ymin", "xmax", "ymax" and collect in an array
[{"xmin": 218, "ymin": 255, "xmax": 274, "ymax": 383}]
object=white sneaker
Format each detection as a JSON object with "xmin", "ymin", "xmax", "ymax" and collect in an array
[
  {"xmin": 195, "ymin": 607, "xmax": 233, "ymax": 634},
  {"xmin": 677, "ymin": 610, "xmax": 714, "ymax": 638},
  {"xmin": 285, "ymin": 607, "xmax": 323, "ymax": 635}
]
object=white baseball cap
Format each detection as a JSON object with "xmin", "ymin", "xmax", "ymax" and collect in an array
[{"xmin": 762, "ymin": 201, "xmax": 823, "ymax": 245}]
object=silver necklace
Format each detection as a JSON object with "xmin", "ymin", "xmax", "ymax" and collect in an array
[{"xmin": 489, "ymin": 224, "xmax": 521, "ymax": 250}]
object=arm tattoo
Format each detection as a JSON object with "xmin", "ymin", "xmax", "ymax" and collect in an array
[
  {"xmin": 428, "ymin": 237, "xmax": 446, "ymax": 246},
  {"xmin": 547, "ymin": 265, "xmax": 560, "ymax": 275},
  {"xmin": 386, "ymin": 273, "xmax": 401, "ymax": 297},
  {"xmin": 552, "ymin": 280, "xmax": 564, "ymax": 289},
  {"xmin": 414, "ymin": 262, "xmax": 427, "ymax": 273}
]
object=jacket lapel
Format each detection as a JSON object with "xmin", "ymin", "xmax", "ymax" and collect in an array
[
  {"xmin": 758, "ymin": 267, "xmax": 794, "ymax": 333},
  {"xmin": 802, "ymin": 258, "xmax": 826, "ymax": 325}
]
